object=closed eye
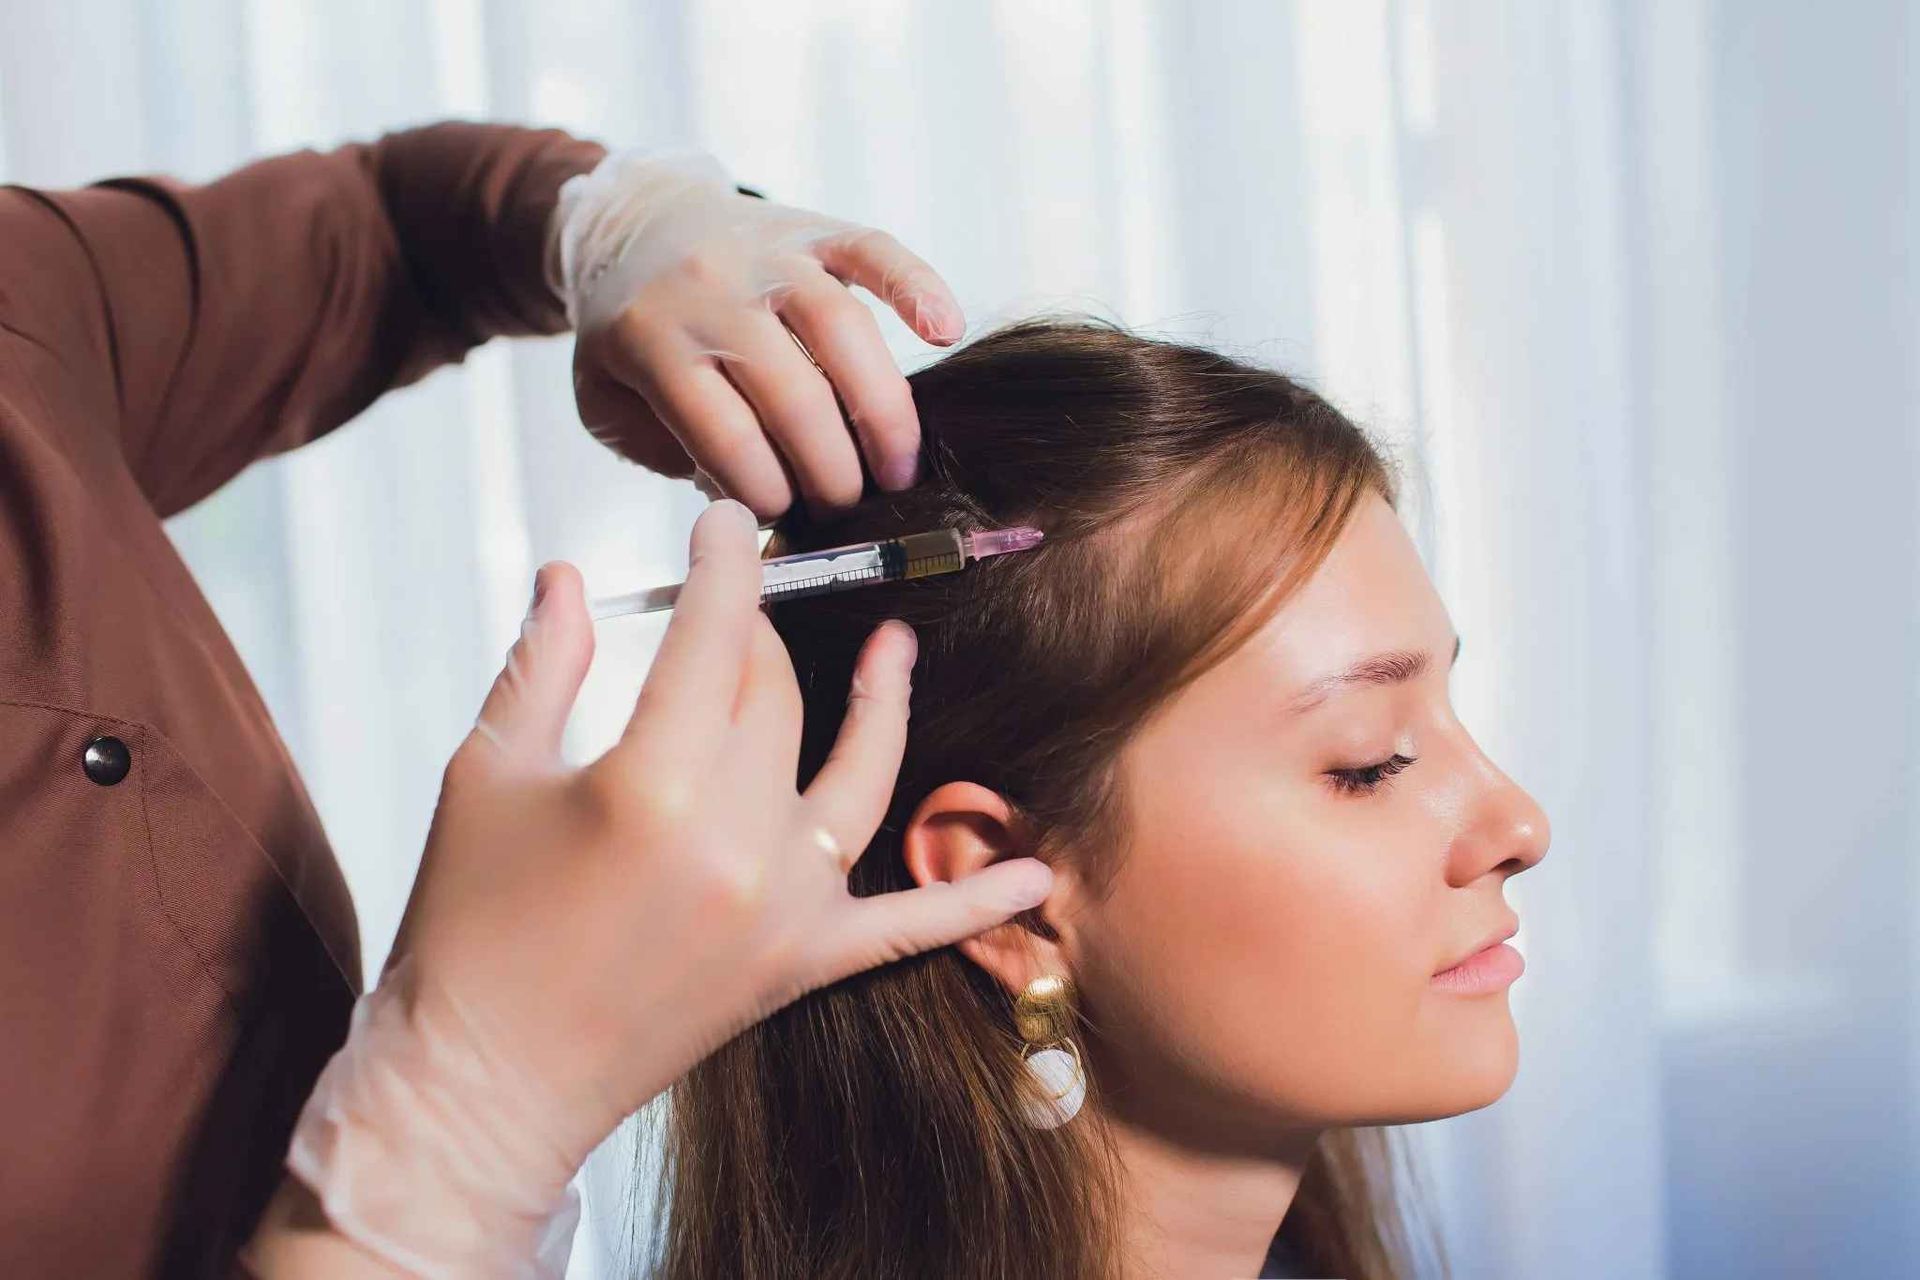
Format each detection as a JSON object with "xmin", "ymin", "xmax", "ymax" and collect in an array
[{"xmin": 1326, "ymin": 753, "xmax": 1417, "ymax": 797}]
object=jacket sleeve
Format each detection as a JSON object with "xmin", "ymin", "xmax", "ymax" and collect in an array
[{"xmin": 0, "ymin": 122, "xmax": 605, "ymax": 516}]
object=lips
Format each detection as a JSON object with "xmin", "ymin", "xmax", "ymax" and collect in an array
[{"xmin": 1435, "ymin": 918, "xmax": 1520, "ymax": 977}]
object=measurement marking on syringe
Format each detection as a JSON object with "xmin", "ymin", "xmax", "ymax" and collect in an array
[{"xmin": 763, "ymin": 566, "xmax": 887, "ymax": 598}]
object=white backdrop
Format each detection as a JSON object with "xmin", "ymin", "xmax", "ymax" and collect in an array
[{"xmin": 3, "ymin": 1, "xmax": 1915, "ymax": 1276}]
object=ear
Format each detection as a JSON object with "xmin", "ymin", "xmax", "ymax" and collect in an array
[{"xmin": 901, "ymin": 781, "xmax": 1084, "ymax": 1000}]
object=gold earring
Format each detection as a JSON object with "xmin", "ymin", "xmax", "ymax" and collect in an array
[{"xmin": 1014, "ymin": 975, "xmax": 1086, "ymax": 1130}]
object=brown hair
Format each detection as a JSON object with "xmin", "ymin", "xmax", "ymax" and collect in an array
[{"xmin": 646, "ymin": 319, "xmax": 1444, "ymax": 1279}]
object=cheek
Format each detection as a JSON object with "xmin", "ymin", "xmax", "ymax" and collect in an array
[{"xmin": 1080, "ymin": 750, "xmax": 1511, "ymax": 1126}]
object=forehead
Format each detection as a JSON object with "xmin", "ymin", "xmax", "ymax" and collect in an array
[{"xmin": 1234, "ymin": 494, "xmax": 1452, "ymax": 687}]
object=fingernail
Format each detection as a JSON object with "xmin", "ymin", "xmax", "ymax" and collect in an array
[
  {"xmin": 852, "ymin": 623, "xmax": 916, "ymax": 702},
  {"xmin": 526, "ymin": 567, "xmax": 549, "ymax": 619},
  {"xmin": 710, "ymin": 498, "xmax": 758, "ymax": 534},
  {"xmin": 887, "ymin": 621, "xmax": 919, "ymax": 673},
  {"xmin": 879, "ymin": 453, "xmax": 919, "ymax": 492},
  {"xmin": 925, "ymin": 299, "xmax": 963, "ymax": 343},
  {"xmin": 1001, "ymin": 860, "xmax": 1054, "ymax": 910},
  {"xmin": 870, "ymin": 620, "xmax": 917, "ymax": 679}
]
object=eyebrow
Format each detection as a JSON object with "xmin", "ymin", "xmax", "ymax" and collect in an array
[{"xmin": 1286, "ymin": 636, "xmax": 1461, "ymax": 714}]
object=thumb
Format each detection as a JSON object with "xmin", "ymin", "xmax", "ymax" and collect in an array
[
  {"xmin": 470, "ymin": 562, "xmax": 596, "ymax": 767},
  {"xmin": 831, "ymin": 859, "xmax": 1055, "ymax": 977}
]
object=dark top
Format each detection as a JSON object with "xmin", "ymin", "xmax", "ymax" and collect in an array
[{"xmin": 0, "ymin": 121, "xmax": 603, "ymax": 1275}]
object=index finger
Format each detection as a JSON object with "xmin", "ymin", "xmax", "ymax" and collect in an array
[
  {"xmin": 800, "ymin": 621, "xmax": 917, "ymax": 852},
  {"xmin": 810, "ymin": 228, "xmax": 964, "ymax": 347},
  {"xmin": 615, "ymin": 500, "xmax": 764, "ymax": 768}
]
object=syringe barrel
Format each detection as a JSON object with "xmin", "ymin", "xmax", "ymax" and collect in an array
[
  {"xmin": 593, "ymin": 526, "xmax": 994, "ymax": 620},
  {"xmin": 894, "ymin": 529, "xmax": 966, "ymax": 579}
]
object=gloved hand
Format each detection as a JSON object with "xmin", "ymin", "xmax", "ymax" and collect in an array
[
  {"xmin": 553, "ymin": 149, "xmax": 964, "ymax": 518},
  {"xmin": 245, "ymin": 500, "xmax": 1054, "ymax": 1278}
]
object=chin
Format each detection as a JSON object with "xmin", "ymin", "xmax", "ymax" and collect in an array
[
  {"xmin": 1349, "ymin": 1014, "xmax": 1523, "ymax": 1126},
  {"xmin": 1427, "ymin": 1013, "xmax": 1522, "ymax": 1116}
]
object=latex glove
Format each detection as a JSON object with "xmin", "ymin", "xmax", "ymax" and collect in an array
[
  {"xmin": 246, "ymin": 500, "xmax": 1053, "ymax": 1278},
  {"xmin": 554, "ymin": 149, "xmax": 964, "ymax": 518}
]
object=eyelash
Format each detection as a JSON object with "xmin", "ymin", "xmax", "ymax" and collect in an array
[{"xmin": 1326, "ymin": 753, "xmax": 1418, "ymax": 797}]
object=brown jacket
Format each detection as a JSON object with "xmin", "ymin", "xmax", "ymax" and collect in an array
[{"xmin": 0, "ymin": 122, "xmax": 603, "ymax": 1276}]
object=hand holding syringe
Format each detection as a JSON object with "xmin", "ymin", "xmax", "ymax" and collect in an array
[{"xmin": 590, "ymin": 526, "xmax": 1045, "ymax": 619}]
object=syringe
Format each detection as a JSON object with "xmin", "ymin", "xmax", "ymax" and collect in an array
[{"xmin": 590, "ymin": 525, "xmax": 1045, "ymax": 620}]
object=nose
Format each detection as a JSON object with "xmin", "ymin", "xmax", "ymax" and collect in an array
[{"xmin": 1446, "ymin": 749, "xmax": 1551, "ymax": 886}]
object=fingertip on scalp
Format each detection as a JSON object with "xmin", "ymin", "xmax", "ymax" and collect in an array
[
  {"xmin": 859, "ymin": 619, "xmax": 918, "ymax": 671},
  {"xmin": 875, "ymin": 449, "xmax": 920, "ymax": 492},
  {"xmin": 883, "ymin": 617, "xmax": 919, "ymax": 659}
]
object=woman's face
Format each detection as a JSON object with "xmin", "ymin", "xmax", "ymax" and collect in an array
[{"xmin": 1066, "ymin": 493, "xmax": 1549, "ymax": 1140}]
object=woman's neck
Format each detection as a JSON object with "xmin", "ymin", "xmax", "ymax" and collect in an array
[{"xmin": 1105, "ymin": 1114, "xmax": 1320, "ymax": 1279}]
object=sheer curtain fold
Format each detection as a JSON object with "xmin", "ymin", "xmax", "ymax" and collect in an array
[{"xmin": 2, "ymin": 2, "xmax": 1911, "ymax": 1276}]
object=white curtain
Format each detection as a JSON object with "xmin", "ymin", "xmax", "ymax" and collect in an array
[{"xmin": 4, "ymin": 2, "xmax": 1913, "ymax": 1276}]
